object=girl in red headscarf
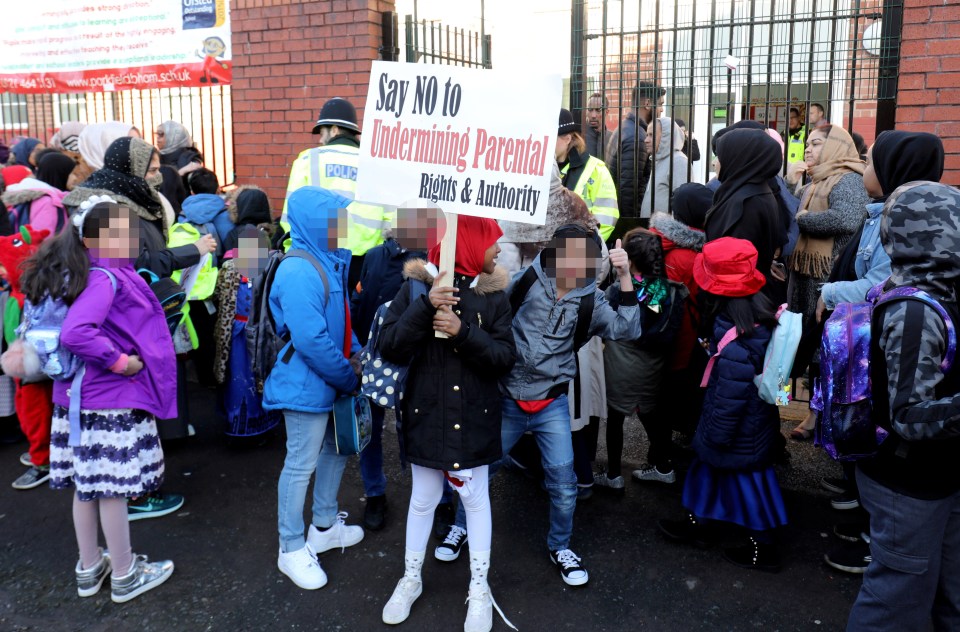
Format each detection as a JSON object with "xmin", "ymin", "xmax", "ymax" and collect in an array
[{"xmin": 378, "ymin": 214, "xmax": 517, "ymax": 632}]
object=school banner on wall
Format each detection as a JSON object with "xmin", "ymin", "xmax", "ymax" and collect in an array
[
  {"xmin": 357, "ymin": 61, "xmax": 561, "ymax": 226},
  {"xmin": 0, "ymin": 1, "xmax": 231, "ymax": 93}
]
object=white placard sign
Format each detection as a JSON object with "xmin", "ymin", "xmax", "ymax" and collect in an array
[{"xmin": 358, "ymin": 61, "xmax": 561, "ymax": 226}]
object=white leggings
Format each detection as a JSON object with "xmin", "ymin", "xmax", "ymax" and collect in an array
[{"xmin": 407, "ymin": 464, "xmax": 491, "ymax": 554}]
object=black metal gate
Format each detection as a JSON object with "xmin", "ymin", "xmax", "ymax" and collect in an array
[
  {"xmin": 570, "ymin": 0, "xmax": 902, "ymax": 215},
  {"xmin": 380, "ymin": 11, "xmax": 492, "ymax": 68}
]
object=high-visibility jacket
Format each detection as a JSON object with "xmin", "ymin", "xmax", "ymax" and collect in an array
[
  {"xmin": 787, "ymin": 126, "xmax": 806, "ymax": 164},
  {"xmin": 560, "ymin": 151, "xmax": 619, "ymax": 241},
  {"xmin": 281, "ymin": 136, "xmax": 393, "ymax": 256},
  {"xmin": 166, "ymin": 221, "xmax": 218, "ymax": 301}
]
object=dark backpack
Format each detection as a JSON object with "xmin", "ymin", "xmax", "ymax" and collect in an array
[
  {"xmin": 636, "ymin": 279, "xmax": 689, "ymax": 350},
  {"xmin": 137, "ymin": 269, "xmax": 187, "ymax": 335},
  {"xmin": 509, "ymin": 266, "xmax": 595, "ymax": 352},
  {"xmin": 9, "ymin": 200, "xmax": 67, "ymax": 234},
  {"xmin": 814, "ymin": 284, "xmax": 958, "ymax": 461},
  {"xmin": 246, "ymin": 245, "xmax": 330, "ymax": 392}
]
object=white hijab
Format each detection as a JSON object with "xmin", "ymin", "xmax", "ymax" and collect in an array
[{"xmin": 78, "ymin": 121, "xmax": 134, "ymax": 170}]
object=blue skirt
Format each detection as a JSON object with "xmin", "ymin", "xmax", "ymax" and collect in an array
[{"xmin": 682, "ymin": 458, "xmax": 788, "ymax": 531}]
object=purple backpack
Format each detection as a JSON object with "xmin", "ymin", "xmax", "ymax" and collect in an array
[{"xmin": 813, "ymin": 283, "xmax": 957, "ymax": 461}]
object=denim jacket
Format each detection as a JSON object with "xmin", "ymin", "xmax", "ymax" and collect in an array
[{"xmin": 821, "ymin": 203, "xmax": 891, "ymax": 309}]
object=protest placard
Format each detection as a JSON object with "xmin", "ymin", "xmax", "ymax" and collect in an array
[{"xmin": 357, "ymin": 60, "xmax": 561, "ymax": 227}]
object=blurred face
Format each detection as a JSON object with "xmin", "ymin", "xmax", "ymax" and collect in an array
[
  {"xmin": 586, "ymin": 96, "xmax": 604, "ymax": 131},
  {"xmin": 483, "ymin": 241, "xmax": 500, "ymax": 275},
  {"xmin": 328, "ymin": 209, "xmax": 349, "ymax": 249},
  {"xmin": 862, "ymin": 145, "xmax": 882, "ymax": 198},
  {"xmin": 555, "ymin": 133, "xmax": 574, "ymax": 161},
  {"xmin": 552, "ymin": 238, "xmax": 599, "ymax": 291},
  {"xmin": 154, "ymin": 128, "xmax": 166, "ymax": 150},
  {"xmin": 86, "ymin": 207, "xmax": 139, "ymax": 263},
  {"xmin": 394, "ymin": 205, "xmax": 446, "ymax": 252},
  {"xmin": 805, "ymin": 129, "xmax": 828, "ymax": 166},
  {"xmin": 236, "ymin": 228, "xmax": 270, "ymax": 279}
]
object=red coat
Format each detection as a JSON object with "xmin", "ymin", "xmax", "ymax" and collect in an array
[{"xmin": 650, "ymin": 213, "xmax": 704, "ymax": 371}]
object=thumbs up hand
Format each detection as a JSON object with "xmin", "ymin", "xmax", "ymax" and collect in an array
[{"xmin": 609, "ymin": 238, "xmax": 630, "ymax": 278}]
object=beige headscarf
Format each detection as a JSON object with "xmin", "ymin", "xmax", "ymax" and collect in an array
[
  {"xmin": 78, "ymin": 121, "xmax": 135, "ymax": 170},
  {"xmin": 789, "ymin": 125, "xmax": 865, "ymax": 278}
]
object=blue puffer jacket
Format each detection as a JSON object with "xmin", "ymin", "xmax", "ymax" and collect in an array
[
  {"xmin": 263, "ymin": 186, "xmax": 360, "ymax": 413},
  {"xmin": 180, "ymin": 193, "xmax": 235, "ymax": 249},
  {"xmin": 693, "ymin": 314, "xmax": 780, "ymax": 471}
]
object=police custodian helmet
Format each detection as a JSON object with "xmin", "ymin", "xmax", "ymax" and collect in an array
[{"xmin": 312, "ymin": 97, "xmax": 360, "ymax": 134}]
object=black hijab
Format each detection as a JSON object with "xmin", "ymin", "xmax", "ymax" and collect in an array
[
  {"xmin": 710, "ymin": 119, "xmax": 765, "ymax": 154},
  {"xmin": 706, "ymin": 129, "xmax": 783, "ymax": 240},
  {"xmin": 671, "ymin": 182, "xmax": 712, "ymax": 230},
  {"xmin": 829, "ymin": 131, "xmax": 945, "ymax": 283},
  {"xmin": 223, "ymin": 188, "xmax": 273, "ymax": 255},
  {"xmin": 872, "ymin": 130, "xmax": 945, "ymax": 202},
  {"xmin": 35, "ymin": 151, "xmax": 76, "ymax": 192},
  {"xmin": 81, "ymin": 137, "xmax": 163, "ymax": 218}
]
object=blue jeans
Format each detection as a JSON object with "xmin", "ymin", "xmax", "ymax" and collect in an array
[
  {"xmin": 359, "ymin": 404, "xmax": 386, "ymax": 497},
  {"xmin": 277, "ymin": 410, "xmax": 349, "ymax": 553},
  {"xmin": 455, "ymin": 396, "xmax": 577, "ymax": 551},
  {"xmin": 847, "ymin": 468, "xmax": 960, "ymax": 631}
]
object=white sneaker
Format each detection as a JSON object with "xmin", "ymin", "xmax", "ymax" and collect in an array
[
  {"xmin": 464, "ymin": 585, "xmax": 493, "ymax": 632},
  {"xmin": 632, "ymin": 464, "xmax": 676, "ymax": 484},
  {"xmin": 277, "ymin": 544, "xmax": 327, "ymax": 590},
  {"xmin": 307, "ymin": 511, "xmax": 365, "ymax": 554},
  {"xmin": 382, "ymin": 576, "xmax": 423, "ymax": 625}
]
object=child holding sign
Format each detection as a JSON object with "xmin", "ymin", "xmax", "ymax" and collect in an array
[
  {"xmin": 439, "ymin": 224, "xmax": 639, "ymax": 588},
  {"xmin": 378, "ymin": 215, "xmax": 517, "ymax": 632}
]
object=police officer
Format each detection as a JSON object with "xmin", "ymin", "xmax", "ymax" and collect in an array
[
  {"xmin": 283, "ymin": 97, "xmax": 393, "ymax": 289},
  {"xmin": 557, "ymin": 109, "xmax": 619, "ymax": 241},
  {"xmin": 785, "ymin": 106, "xmax": 807, "ymax": 186}
]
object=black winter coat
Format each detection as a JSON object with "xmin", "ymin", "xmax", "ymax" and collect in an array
[
  {"xmin": 350, "ymin": 239, "xmax": 426, "ymax": 346},
  {"xmin": 379, "ymin": 260, "xmax": 516, "ymax": 471},
  {"xmin": 693, "ymin": 314, "xmax": 780, "ymax": 471}
]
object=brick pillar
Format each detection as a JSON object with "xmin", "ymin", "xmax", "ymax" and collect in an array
[
  {"xmin": 896, "ymin": 0, "xmax": 960, "ymax": 185},
  {"xmin": 230, "ymin": 0, "xmax": 396, "ymax": 208}
]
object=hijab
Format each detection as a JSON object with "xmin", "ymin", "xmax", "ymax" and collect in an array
[
  {"xmin": 428, "ymin": 214, "xmax": 503, "ymax": 278},
  {"xmin": 81, "ymin": 137, "xmax": 163, "ymax": 221},
  {"xmin": 790, "ymin": 125, "xmax": 865, "ymax": 277},
  {"xmin": 872, "ymin": 130, "xmax": 944, "ymax": 201},
  {"xmin": 11, "ymin": 138, "xmax": 41, "ymax": 169},
  {"xmin": 35, "ymin": 152, "xmax": 77, "ymax": 191},
  {"xmin": 671, "ymin": 182, "xmax": 712, "ymax": 230},
  {"xmin": 706, "ymin": 129, "xmax": 783, "ymax": 239},
  {"xmin": 158, "ymin": 121, "xmax": 193, "ymax": 156},
  {"xmin": 49, "ymin": 122, "xmax": 86, "ymax": 153},
  {"xmin": 78, "ymin": 122, "xmax": 135, "ymax": 170},
  {"xmin": 710, "ymin": 119, "xmax": 764, "ymax": 154}
]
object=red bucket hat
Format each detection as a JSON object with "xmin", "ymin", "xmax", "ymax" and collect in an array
[{"xmin": 693, "ymin": 237, "xmax": 766, "ymax": 297}]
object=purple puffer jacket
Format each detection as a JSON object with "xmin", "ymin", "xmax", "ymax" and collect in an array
[{"xmin": 53, "ymin": 254, "xmax": 177, "ymax": 418}]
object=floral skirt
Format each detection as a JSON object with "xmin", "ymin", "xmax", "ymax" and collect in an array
[{"xmin": 49, "ymin": 405, "xmax": 164, "ymax": 501}]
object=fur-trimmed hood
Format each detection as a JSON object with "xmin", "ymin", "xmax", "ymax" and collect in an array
[
  {"xmin": 224, "ymin": 184, "xmax": 261, "ymax": 224},
  {"xmin": 402, "ymin": 258, "xmax": 509, "ymax": 296},
  {"xmin": 650, "ymin": 212, "xmax": 705, "ymax": 252},
  {"xmin": 2, "ymin": 186, "xmax": 51, "ymax": 206}
]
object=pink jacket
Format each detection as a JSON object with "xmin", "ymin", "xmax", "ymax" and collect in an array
[{"xmin": 1, "ymin": 179, "xmax": 69, "ymax": 235}]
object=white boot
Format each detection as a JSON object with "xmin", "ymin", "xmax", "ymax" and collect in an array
[
  {"xmin": 382, "ymin": 549, "xmax": 424, "ymax": 625},
  {"xmin": 464, "ymin": 550, "xmax": 517, "ymax": 632}
]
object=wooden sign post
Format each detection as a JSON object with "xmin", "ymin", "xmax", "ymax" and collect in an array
[{"xmin": 434, "ymin": 212, "xmax": 458, "ymax": 339}]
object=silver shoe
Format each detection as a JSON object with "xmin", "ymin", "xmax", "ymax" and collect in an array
[
  {"xmin": 110, "ymin": 554, "xmax": 174, "ymax": 603},
  {"xmin": 76, "ymin": 549, "xmax": 111, "ymax": 597}
]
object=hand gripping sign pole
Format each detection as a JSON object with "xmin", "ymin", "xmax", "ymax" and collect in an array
[{"xmin": 357, "ymin": 61, "xmax": 561, "ymax": 337}]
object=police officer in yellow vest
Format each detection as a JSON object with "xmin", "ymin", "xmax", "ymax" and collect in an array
[
  {"xmin": 785, "ymin": 106, "xmax": 807, "ymax": 186},
  {"xmin": 282, "ymin": 97, "xmax": 394, "ymax": 289},
  {"xmin": 556, "ymin": 109, "xmax": 619, "ymax": 241}
]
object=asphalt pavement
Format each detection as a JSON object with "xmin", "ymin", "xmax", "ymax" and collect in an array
[{"xmin": 0, "ymin": 383, "xmax": 864, "ymax": 632}]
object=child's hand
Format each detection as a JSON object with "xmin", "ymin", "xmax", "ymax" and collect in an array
[
  {"xmin": 433, "ymin": 305, "xmax": 462, "ymax": 337},
  {"xmin": 609, "ymin": 239, "xmax": 630, "ymax": 277},
  {"xmin": 428, "ymin": 271, "xmax": 459, "ymax": 310},
  {"xmin": 123, "ymin": 355, "xmax": 144, "ymax": 376}
]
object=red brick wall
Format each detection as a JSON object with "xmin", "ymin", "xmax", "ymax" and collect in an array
[
  {"xmin": 230, "ymin": 0, "xmax": 395, "ymax": 208},
  {"xmin": 896, "ymin": 0, "xmax": 960, "ymax": 185}
]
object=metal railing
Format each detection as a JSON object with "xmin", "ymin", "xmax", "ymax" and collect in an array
[
  {"xmin": 404, "ymin": 15, "xmax": 492, "ymax": 68},
  {"xmin": 570, "ymin": 0, "xmax": 901, "ymax": 218}
]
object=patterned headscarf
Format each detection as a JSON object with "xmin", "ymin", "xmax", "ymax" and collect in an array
[
  {"xmin": 158, "ymin": 120, "xmax": 193, "ymax": 155},
  {"xmin": 78, "ymin": 121, "xmax": 135, "ymax": 170},
  {"xmin": 80, "ymin": 137, "xmax": 163, "ymax": 222},
  {"xmin": 49, "ymin": 122, "xmax": 87, "ymax": 153}
]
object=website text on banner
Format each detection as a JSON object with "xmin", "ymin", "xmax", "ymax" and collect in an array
[
  {"xmin": 0, "ymin": 0, "xmax": 231, "ymax": 94},
  {"xmin": 357, "ymin": 60, "xmax": 562, "ymax": 226}
]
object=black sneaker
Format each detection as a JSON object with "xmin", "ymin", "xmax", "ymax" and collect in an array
[
  {"xmin": 830, "ymin": 492, "xmax": 860, "ymax": 511},
  {"xmin": 657, "ymin": 514, "xmax": 713, "ymax": 548},
  {"xmin": 833, "ymin": 522, "xmax": 868, "ymax": 543},
  {"xmin": 723, "ymin": 537, "xmax": 781, "ymax": 572},
  {"xmin": 433, "ymin": 501, "xmax": 455, "ymax": 540},
  {"xmin": 363, "ymin": 495, "xmax": 388, "ymax": 532},
  {"xmin": 824, "ymin": 540, "xmax": 871, "ymax": 574},
  {"xmin": 434, "ymin": 525, "xmax": 467, "ymax": 562},
  {"xmin": 820, "ymin": 476, "xmax": 849, "ymax": 495},
  {"xmin": 550, "ymin": 549, "xmax": 589, "ymax": 586}
]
